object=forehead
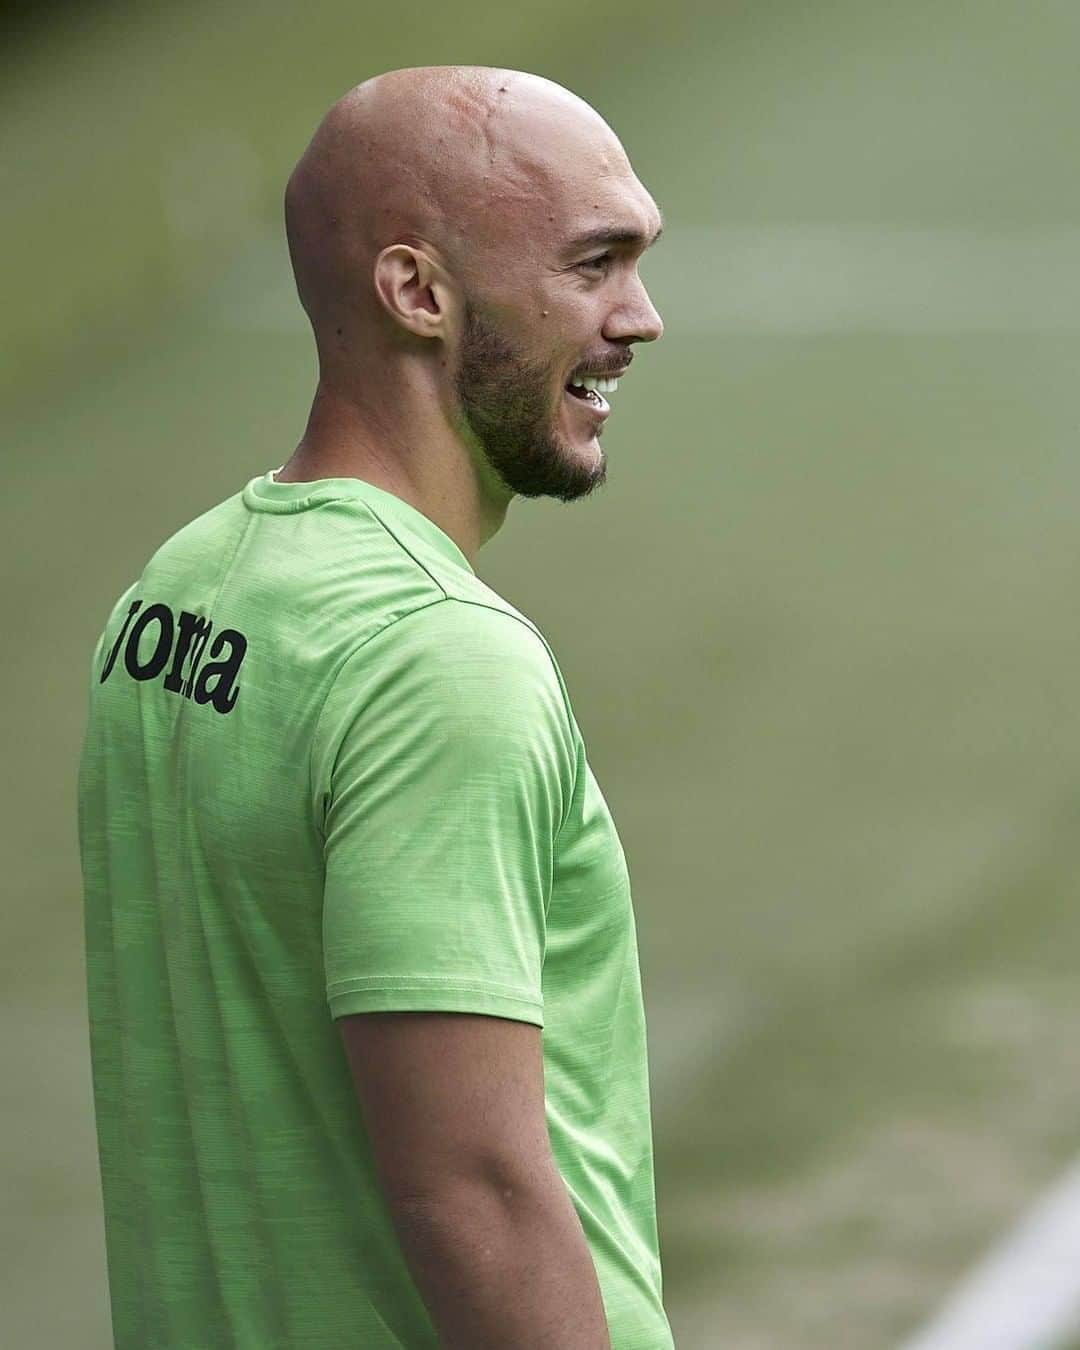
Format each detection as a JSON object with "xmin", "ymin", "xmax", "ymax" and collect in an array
[
  {"xmin": 453, "ymin": 88, "xmax": 661, "ymax": 280},
  {"xmin": 475, "ymin": 91, "xmax": 661, "ymax": 261},
  {"xmin": 539, "ymin": 162, "xmax": 662, "ymax": 260}
]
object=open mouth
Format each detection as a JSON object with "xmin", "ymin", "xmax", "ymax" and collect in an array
[
  {"xmin": 563, "ymin": 382, "xmax": 610, "ymax": 418},
  {"xmin": 565, "ymin": 382, "xmax": 605, "ymax": 406},
  {"xmin": 564, "ymin": 371, "xmax": 619, "ymax": 417}
]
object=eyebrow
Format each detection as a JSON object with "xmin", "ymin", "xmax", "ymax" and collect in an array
[{"xmin": 561, "ymin": 213, "xmax": 665, "ymax": 258}]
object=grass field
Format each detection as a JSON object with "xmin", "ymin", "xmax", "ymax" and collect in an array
[{"xmin": 6, "ymin": 2, "xmax": 1080, "ymax": 1348}]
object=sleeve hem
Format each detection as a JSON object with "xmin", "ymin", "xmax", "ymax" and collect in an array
[{"xmin": 327, "ymin": 980, "xmax": 544, "ymax": 1027}]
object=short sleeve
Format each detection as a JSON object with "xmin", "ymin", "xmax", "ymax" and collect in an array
[{"xmin": 315, "ymin": 599, "xmax": 577, "ymax": 1026}]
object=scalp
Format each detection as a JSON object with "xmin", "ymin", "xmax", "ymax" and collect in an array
[{"xmin": 283, "ymin": 66, "xmax": 626, "ymax": 346}]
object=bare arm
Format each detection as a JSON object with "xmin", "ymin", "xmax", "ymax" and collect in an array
[{"xmin": 339, "ymin": 1010, "xmax": 611, "ymax": 1348}]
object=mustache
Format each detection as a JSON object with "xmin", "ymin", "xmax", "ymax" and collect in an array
[{"xmin": 569, "ymin": 356, "xmax": 632, "ymax": 378}]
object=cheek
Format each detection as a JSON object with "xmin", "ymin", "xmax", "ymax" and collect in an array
[
  {"xmin": 536, "ymin": 290, "xmax": 593, "ymax": 344},
  {"xmin": 552, "ymin": 291, "xmax": 604, "ymax": 357}
]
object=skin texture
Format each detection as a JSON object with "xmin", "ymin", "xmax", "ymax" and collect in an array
[{"xmin": 275, "ymin": 65, "xmax": 665, "ymax": 568}]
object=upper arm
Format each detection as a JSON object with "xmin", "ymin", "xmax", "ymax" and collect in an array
[
  {"xmin": 338, "ymin": 1010, "xmax": 555, "ymax": 1204},
  {"xmin": 319, "ymin": 603, "xmax": 577, "ymax": 1201}
]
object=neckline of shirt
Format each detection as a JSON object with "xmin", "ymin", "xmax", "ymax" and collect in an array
[{"xmin": 243, "ymin": 467, "xmax": 475, "ymax": 576}]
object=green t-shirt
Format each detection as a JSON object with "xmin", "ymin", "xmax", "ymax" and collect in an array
[{"xmin": 77, "ymin": 467, "xmax": 673, "ymax": 1349}]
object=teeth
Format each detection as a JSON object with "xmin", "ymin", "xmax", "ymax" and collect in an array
[{"xmin": 569, "ymin": 375, "xmax": 619, "ymax": 394}]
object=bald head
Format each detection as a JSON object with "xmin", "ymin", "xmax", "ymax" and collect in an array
[
  {"xmin": 279, "ymin": 65, "xmax": 664, "ymax": 534},
  {"xmin": 284, "ymin": 66, "xmax": 634, "ymax": 358}
]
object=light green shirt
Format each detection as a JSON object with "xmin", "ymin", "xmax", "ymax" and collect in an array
[{"xmin": 77, "ymin": 467, "xmax": 673, "ymax": 1348}]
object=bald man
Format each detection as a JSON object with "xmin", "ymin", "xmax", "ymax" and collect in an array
[{"xmin": 78, "ymin": 66, "xmax": 672, "ymax": 1349}]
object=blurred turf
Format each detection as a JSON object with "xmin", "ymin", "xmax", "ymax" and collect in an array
[{"xmin": 7, "ymin": 2, "xmax": 1080, "ymax": 1349}]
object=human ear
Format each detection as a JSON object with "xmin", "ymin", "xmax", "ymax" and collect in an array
[{"xmin": 372, "ymin": 244, "xmax": 457, "ymax": 338}]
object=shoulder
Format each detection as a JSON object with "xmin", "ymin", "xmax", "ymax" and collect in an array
[
  {"xmin": 335, "ymin": 597, "xmax": 567, "ymax": 720},
  {"xmin": 372, "ymin": 593, "xmax": 554, "ymax": 674},
  {"xmin": 313, "ymin": 597, "xmax": 578, "ymax": 769}
]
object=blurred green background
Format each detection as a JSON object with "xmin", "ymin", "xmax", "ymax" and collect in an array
[{"xmin": 6, "ymin": 2, "xmax": 1080, "ymax": 1347}]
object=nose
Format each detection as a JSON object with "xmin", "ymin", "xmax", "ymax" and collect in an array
[{"xmin": 604, "ymin": 271, "xmax": 664, "ymax": 344}]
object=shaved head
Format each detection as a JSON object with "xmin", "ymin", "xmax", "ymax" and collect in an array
[
  {"xmin": 278, "ymin": 66, "xmax": 664, "ymax": 554},
  {"xmin": 286, "ymin": 66, "xmax": 631, "ymax": 347}
]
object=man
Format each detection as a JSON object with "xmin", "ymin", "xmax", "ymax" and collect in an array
[{"xmin": 77, "ymin": 64, "xmax": 670, "ymax": 1348}]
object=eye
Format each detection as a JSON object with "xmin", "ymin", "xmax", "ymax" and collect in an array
[{"xmin": 579, "ymin": 252, "xmax": 613, "ymax": 274}]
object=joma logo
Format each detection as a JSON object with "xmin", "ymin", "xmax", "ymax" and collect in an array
[{"xmin": 100, "ymin": 598, "xmax": 247, "ymax": 715}]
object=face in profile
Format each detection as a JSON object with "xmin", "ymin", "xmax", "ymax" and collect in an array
[{"xmin": 449, "ymin": 139, "xmax": 664, "ymax": 506}]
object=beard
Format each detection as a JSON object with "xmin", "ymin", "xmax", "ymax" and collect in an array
[{"xmin": 451, "ymin": 297, "xmax": 608, "ymax": 502}]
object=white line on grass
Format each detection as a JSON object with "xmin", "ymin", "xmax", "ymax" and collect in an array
[
  {"xmin": 896, "ymin": 1157, "xmax": 1080, "ymax": 1350},
  {"xmin": 212, "ymin": 223, "xmax": 1080, "ymax": 336}
]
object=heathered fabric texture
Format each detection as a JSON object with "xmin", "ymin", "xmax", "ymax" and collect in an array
[{"xmin": 77, "ymin": 467, "xmax": 673, "ymax": 1348}]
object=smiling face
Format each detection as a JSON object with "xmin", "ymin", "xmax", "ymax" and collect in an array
[
  {"xmin": 288, "ymin": 69, "xmax": 665, "ymax": 514},
  {"xmin": 444, "ymin": 92, "xmax": 665, "ymax": 502}
]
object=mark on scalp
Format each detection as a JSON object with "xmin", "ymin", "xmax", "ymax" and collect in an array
[
  {"xmin": 440, "ymin": 72, "xmax": 507, "ymax": 169},
  {"xmin": 444, "ymin": 78, "xmax": 495, "ymax": 132}
]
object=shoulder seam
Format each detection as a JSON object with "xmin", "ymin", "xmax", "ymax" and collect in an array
[
  {"xmin": 309, "ymin": 597, "xmax": 452, "ymax": 841},
  {"xmin": 356, "ymin": 498, "xmax": 457, "ymax": 597},
  {"xmin": 307, "ymin": 498, "xmax": 453, "ymax": 838},
  {"xmin": 310, "ymin": 596, "xmax": 579, "ymax": 845}
]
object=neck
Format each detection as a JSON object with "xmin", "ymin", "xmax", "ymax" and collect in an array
[{"xmin": 274, "ymin": 380, "xmax": 512, "ymax": 570}]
